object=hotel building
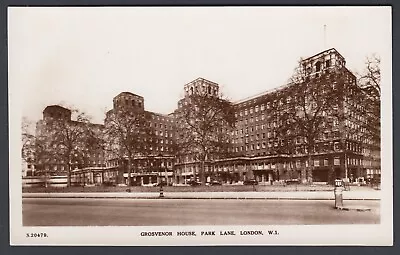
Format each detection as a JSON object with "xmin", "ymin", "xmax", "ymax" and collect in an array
[{"xmin": 31, "ymin": 48, "xmax": 380, "ymax": 186}]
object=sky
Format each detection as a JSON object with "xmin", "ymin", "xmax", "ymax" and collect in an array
[{"xmin": 9, "ymin": 6, "xmax": 391, "ymax": 124}]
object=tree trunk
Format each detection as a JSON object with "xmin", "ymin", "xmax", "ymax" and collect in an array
[
  {"xmin": 200, "ymin": 160, "xmax": 206, "ymax": 184},
  {"xmin": 44, "ymin": 165, "xmax": 48, "ymax": 188},
  {"xmin": 127, "ymin": 157, "xmax": 132, "ymax": 186},
  {"xmin": 301, "ymin": 159, "xmax": 307, "ymax": 184},
  {"xmin": 344, "ymin": 152, "xmax": 348, "ymax": 181},
  {"xmin": 307, "ymin": 154, "xmax": 313, "ymax": 184},
  {"xmin": 67, "ymin": 163, "xmax": 71, "ymax": 187}
]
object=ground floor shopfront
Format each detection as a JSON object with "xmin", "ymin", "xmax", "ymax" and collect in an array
[
  {"xmin": 63, "ymin": 151, "xmax": 380, "ymax": 186},
  {"xmin": 71, "ymin": 166, "xmax": 174, "ymax": 186},
  {"xmin": 174, "ymin": 151, "xmax": 380, "ymax": 185}
]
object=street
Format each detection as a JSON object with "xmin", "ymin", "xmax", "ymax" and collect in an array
[{"xmin": 22, "ymin": 198, "xmax": 380, "ymax": 226}]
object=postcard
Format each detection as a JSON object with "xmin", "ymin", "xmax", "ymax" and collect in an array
[{"xmin": 8, "ymin": 6, "xmax": 392, "ymax": 246}]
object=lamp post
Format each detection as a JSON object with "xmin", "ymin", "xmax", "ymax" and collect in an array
[
  {"xmin": 159, "ymin": 177, "xmax": 164, "ymax": 198},
  {"xmin": 158, "ymin": 156, "xmax": 164, "ymax": 198}
]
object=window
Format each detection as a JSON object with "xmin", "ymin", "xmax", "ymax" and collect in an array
[
  {"xmin": 334, "ymin": 157, "xmax": 340, "ymax": 166},
  {"xmin": 314, "ymin": 160, "xmax": 320, "ymax": 167},
  {"xmin": 326, "ymin": 59, "xmax": 331, "ymax": 67},
  {"xmin": 250, "ymin": 108, "xmax": 253, "ymax": 114},
  {"xmin": 316, "ymin": 61, "xmax": 321, "ymax": 72},
  {"xmin": 261, "ymin": 104, "xmax": 265, "ymax": 111},
  {"xmin": 324, "ymin": 159, "xmax": 329, "ymax": 166},
  {"xmin": 334, "ymin": 142, "xmax": 340, "ymax": 151}
]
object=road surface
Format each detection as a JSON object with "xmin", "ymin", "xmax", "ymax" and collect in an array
[{"xmin": 23, "ymin": 198, "xmax": 380, "ymax": 226}]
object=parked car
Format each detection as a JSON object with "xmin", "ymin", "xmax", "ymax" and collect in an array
[
  {"xmin": 188, "ymin": 180, "xmax": 202, "ymax": 186},
  {"xmin": 206, "ymin": 180, "xmax": 222, "ymax": 186},
  {"xmin": 243, "ymin": 179, "xmax": 258, "ymax": 185},
  {"xmin": 285, "ymin": 179, "xmax": 300, "ymax": 185}
]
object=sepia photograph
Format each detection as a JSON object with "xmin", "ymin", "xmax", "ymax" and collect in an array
[{"xmin": 8, "ymin": 6, "xmax": 392, "ymax": 245}]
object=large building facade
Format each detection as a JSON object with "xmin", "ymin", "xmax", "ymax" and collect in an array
[{"xmin": 30, "ymin": 48, "xmax": 381, "ymax": 186}]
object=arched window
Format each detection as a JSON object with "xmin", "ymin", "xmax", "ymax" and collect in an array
[{"xmin": 190, "ymin": 87, "xmax": 194, "ymax": 95}]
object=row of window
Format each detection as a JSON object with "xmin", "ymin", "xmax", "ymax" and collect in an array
[
  {"xmin": 150, "ymin": 114, "xmax": 174, "ymax": 123},
  {"xmin": 233, "ymin": 124, "xmax": 278, "ymax": 136},
  {"xmin": 147, "ymin": 146, "xmax": 172, "ymax": 152},
  {"xmin": 40, "ymin": 163, "xmax": 106, "ymax": 171},
  {"xmin": 154, "ymin": 130, "xmax": 174, "ymax": 138},
  {"xmin": 151, "ymin": 122, "xmax": 174, "ymax": 130},
  {"xmin": 231, "ymin": 130, "xmax": 344, "ymax": 146},
  {"xmin": 177, "ymin": 157, "xmax": 343, "ymax": 172},
  {"xmin": 106, "ymin": 160, "xmax": 174, "ymax": 168},
  {"xmin": 115, "ymin": 98, "xmax": 143, "ymax": 108},
  {"xmin": 231, "ymin": 140, "xmax": 346, "ymax": 154},
  {"xmin": 235, "ymin": 115, "xmax": 278, "ymax": 126}
]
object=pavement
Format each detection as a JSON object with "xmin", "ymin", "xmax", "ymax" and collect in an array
[{"xmin": 22, "ymin": 189, "xmax": 381, "ymax": 200}]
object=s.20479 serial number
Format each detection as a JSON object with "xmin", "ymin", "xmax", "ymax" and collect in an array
[{"xmin": 26, "ymin": 233, "xmax": 48, "ymax": 238}]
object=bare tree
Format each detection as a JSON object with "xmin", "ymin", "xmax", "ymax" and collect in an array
[
  {"xmin": 358, "ymin": 55, "xmax": 381, "ymax": 98},
  {"xmin": 41, "ymin": 109, "xmax": 97, "ymax": 187},
  {"xmin": 358, "ymin": 55, "xmax": 381, "ymax": 130},
  {"xmin": 356, "ymin": 55, "xmax": 381, "ymax": 183},
  {"xmin": 21, "ymin": 117, "xmax": 35, "ymax": 163},
  {"xmin": 22, "ymin": 117, "xmax": 54, "ymax": 180},
  {"xmin": 175, "ymin": 91, "xmax": 236, "ymax": 184},
  {"xmin": 277, "ymin": 60, "xmax": 344, "ymax": 183},
  {"xmin": 104, "ymin": 108, "xmax": 155, "ymax": 187}
]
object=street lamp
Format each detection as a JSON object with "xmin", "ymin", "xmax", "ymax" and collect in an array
[
  {"xmin": 159, "ymin": 176, "xmax": 164, "ymax": 198},
  {"xmin": 158, "ymin": 156, "xmax": 164, "ymax": 198}
]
